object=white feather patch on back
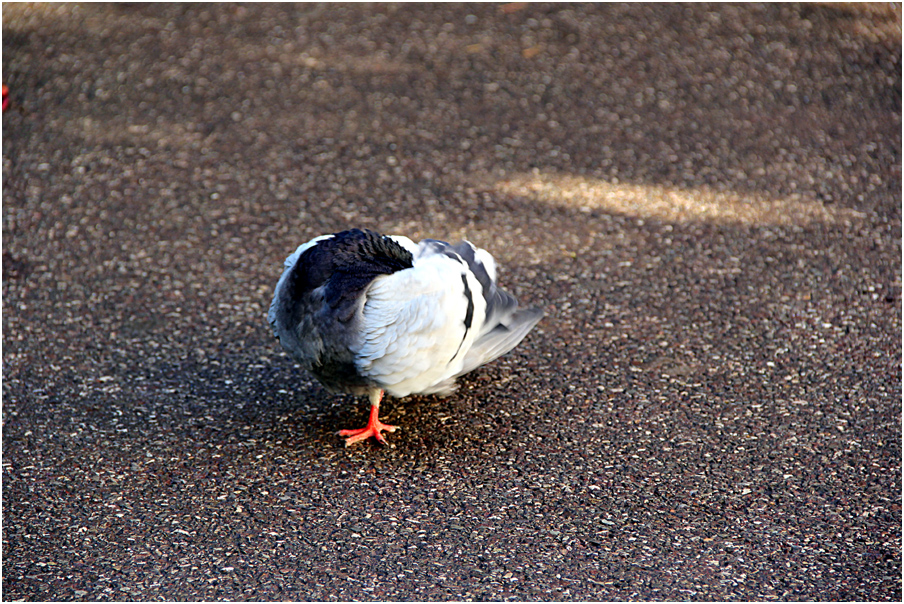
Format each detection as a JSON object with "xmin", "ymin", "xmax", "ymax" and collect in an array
[
  {"xmin": 473, "ymin": 246, "xmax": 497, "ymax": 282},
  {"xmin": 354, "ymin": 253, "xmax": 487, "ymax": 397}
]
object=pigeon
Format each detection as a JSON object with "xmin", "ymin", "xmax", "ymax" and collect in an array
[{"xmin": 268, "ymin": 228, "xmax": 543, "ymax": 446}]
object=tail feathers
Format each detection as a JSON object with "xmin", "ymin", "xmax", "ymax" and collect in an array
[
  {"xmin": 457, "ymin": 306, "xmax": 544, "ymax": 377},
  {"xmin": 480, "ymin": 286, "xmax": 520, "ymax": 338}
]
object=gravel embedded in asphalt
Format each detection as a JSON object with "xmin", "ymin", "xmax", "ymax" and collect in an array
[{"xmin": 2, "ymin": 3, "xmax": 901, "ymax": 600}]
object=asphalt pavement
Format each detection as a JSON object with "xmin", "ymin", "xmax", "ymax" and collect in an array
[{"xmin": 2, "ymin": 3, "xmax": 901, "ymax": 601}]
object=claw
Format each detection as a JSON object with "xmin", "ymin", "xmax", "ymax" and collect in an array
[{"xmin": 338, "ymin": 390, "xmax": 398, "ymax": 446}]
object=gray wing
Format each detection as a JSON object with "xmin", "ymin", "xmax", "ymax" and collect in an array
[{"xmin": 417, "ymin": 239, "xmax": 543, "ymax": 378}]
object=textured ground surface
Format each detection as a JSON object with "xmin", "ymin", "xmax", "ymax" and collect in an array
[{"xmin": 2, "ymin": 3, "xmax": 901, "ymax": 601}]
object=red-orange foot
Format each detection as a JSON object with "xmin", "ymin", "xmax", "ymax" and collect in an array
[
  {"xmin": 338, "ymin": 418, "xmax": 398, "ymax": 446},
  {"xmin": 338, "ymin": 391, "xmax": 399, "ymax": 446}
]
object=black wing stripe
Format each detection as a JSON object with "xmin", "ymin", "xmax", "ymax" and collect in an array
[
  {"xmin": 461, "ymin": 273, "xmax": 475, "ymax": 331},
  {"xmin": 449, "ymin": 273, "xmax": 475, "ymax": 364}
]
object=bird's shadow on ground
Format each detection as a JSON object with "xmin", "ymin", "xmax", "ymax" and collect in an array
[
  {"xmin": 140, "ymin": 346, "xmax": 548, "ymax": 460},
  {"xmin": 250, "ymin": 362, "xmax": 544, "ymax": 455}
]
